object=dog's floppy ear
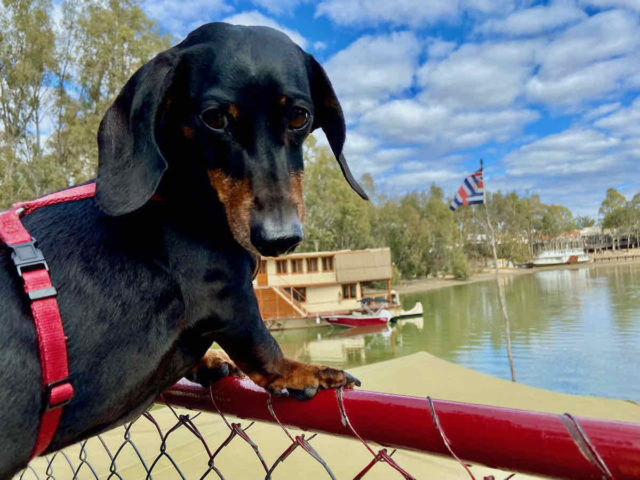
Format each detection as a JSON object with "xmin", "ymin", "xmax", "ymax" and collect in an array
[
  {"xmin": 306, "ymin": 55, "xmax": 369, "ymax": 201},
  {"xmin": 96, "ymin": 52, "xmax": 179, "ymax": 216}
]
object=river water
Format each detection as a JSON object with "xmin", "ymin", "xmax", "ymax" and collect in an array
[{"xmin": 273, "ymin": 263, "xmax": 640, "ymax": 401}]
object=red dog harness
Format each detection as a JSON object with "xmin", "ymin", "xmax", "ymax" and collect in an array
[{"xmin": 0, "ymin": 183, "xmax": 96, "ymax": 459}]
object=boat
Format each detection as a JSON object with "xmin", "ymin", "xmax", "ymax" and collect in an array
[
  {"xmin": 329, "ymin": 323, "xmax": 391, "ymax": 338},
  {"xmin": 361, "ymin": 291, "xmax": 423, "ymax": 320},
  {"xmin": 392, "ymin": 301, "xmax": 423, "ymax": 320},
  {"xmin": 532, "ymin": 248, "xmax": 590, "ymax": 266},
  {"xmin": 323, "ymin": 309, "xmax": 392, "ymax": 327}
]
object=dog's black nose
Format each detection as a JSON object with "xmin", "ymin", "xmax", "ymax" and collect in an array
[{"xmin": 251, "ymin": 219, "xmax": 303, "ymax": 257}]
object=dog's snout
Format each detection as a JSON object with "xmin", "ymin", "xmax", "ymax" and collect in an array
[{"xmin": 251, "ymin": 217, "xmax": 303, "ymax": 257}]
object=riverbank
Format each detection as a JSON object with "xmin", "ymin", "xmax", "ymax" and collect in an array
[{"xmin": 390, "ymin": 249, "xmax": 640, "ymax": 295}]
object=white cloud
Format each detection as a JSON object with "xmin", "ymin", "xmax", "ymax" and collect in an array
[
  {"xmin": 537, "ymin": 10, "xmax": 640, "ymax": 78},
  {"xmin": 578, "ymin": 0, "xmax": 640, "ymax": 10},
  {"xmin": 594, "ymin": 97, "xmax": 640, "ymax": 138},
  {"xmin": 463, "ymin": 0, "xmax": 516, "ymax": 15},
  {"xmin": 384, "ymin": 168, "xmax": 462, "ymax": 187},
  {"xmin": 355, "ymin": 148, "xmax": 421, "ymax": 177},
  {"xmin": 222, "ymin": 11, "xmax": 307, "ymax": 48},
  {"xmin": 525, "ymin": 55, "xmax": 640, "ymax": 107},
  {"xmin": 581, "ymin": 102, "xmax": 621, "ymax": 122},
  {"xmin": 426, "ymin": 38, "xmax": 457, "ymax": 60},
  {"xmin": 497, "ymin": 123, "xmax": 640, "ymax": 214},
  {"xmin": 315, "ymin": 0, "xmax": 516, "ymax": 27},
  {"xmin": 315, "ymin": 0, "xmax": 457, "ymax": 27},
  {"xmin": 360, "ymin": 99, "xmax": 539, "ymax": 152},
  {"xmin": 142, "ymin": 0, "xmax": 233, "ymax": 38},
  {"xmin": 248, "ymin": 0, "xmax": 310, "ymax": 15},
  {"xmin": 324, "ymin": 32, "xmax": 422, "ymax": 118},
  {"xmin": 418, "ymin": 40, "xmax": 538, "ymax": 109},
  {"xmin": 343, "ymin": 130, "xmax": 379, "ymax": 156},
  {"xmin": 503, "ymin": 128, "xmax": 625, "ymax": 176},
  {"xmin": 524, "ymin": 10, "xmax": 640, "ymax": 107},
  {"xmin": 313, "ymin": 41, "xmax": 327, "ymax": 51},
  {"xmin": 478, "ymin": 0, "xmax": 586, "ymax": 36}
]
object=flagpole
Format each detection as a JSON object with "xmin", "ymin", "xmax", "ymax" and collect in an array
[{"xmin": 481, "ymin": 160, "xmax": 517, "ymax": 383}]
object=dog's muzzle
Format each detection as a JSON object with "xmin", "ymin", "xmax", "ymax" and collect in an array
[{"xmin": 250, "ymin": 215, "xmax": 303, "ymax": 257}]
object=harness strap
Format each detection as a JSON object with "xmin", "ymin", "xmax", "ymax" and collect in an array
[{"xmin": 0, "ymin": 182, "xmax": 96, "ymax": 459}]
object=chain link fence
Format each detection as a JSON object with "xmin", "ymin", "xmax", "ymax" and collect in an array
[{"xmin": 16, "ymin": 377, "xmax": 640, "ymax": 480}]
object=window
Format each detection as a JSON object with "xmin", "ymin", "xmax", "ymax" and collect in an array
[
  {"xmin": 291, "ymin": 258, "xmax": 303, "ymax": 273},
  {"xmin": 258, "ymin": 260, "xmax": 267, "ymax": 274},
  {"xmin": 276, "ymin": 260, "xmax": 287, "ymax": 274},
  {"xmin": 322, "ymin": 256, "xmax": 334, "ymax": 272},
  {"xmin": 306, "ymin": 257, "xmax": 318, "ymax": 273},
  {"xmin": 342, "ymin": 283, "xmax": 357, "ymax": 299},
  {"xmin": 284, "ymin": 287, "xmax": 307, "ymax": 302}
]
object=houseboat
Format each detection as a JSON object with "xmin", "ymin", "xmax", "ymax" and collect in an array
[
  {"xmin": 532, "ymin": 248, "xmax": 590, "ymax": 266},
  {"xmin": 253, "ymin": 248, "xmax": 396, "ymax": 326}
]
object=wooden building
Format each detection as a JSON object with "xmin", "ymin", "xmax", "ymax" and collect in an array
[{"xmin": 253, "ymin": 248, "xmax": 393, "ymax": 320}]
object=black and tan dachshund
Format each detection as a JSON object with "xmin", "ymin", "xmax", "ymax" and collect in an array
[{"xmin": 0, "ymin": 22, "xmax": 367, "ymax": 478}]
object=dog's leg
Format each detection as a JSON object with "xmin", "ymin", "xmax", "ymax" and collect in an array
[
  {"xmin": 208, "ymin": 308, "xmax": 361, "ymax": 400},
  {"xmin": 248, "ymin": 358, "xmax": 361, "ymax": 401},
  {"xmin": 187, "ymin": 349, "xmax": 243, "ymax": 386}
]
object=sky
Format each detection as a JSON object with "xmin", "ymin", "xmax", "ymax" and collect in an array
[{"xmin": 140, "ymin": 0, "xmax": 640, "ymax": 218}]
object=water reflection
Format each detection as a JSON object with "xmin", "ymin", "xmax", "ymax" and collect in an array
[{"xmin": 273, "ymin": 264, "xmax": 640, "ymax": 401}]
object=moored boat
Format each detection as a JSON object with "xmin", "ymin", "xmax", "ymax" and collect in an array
[
  {"xmin": 323, "ymin": 309, "xmax": 392, "ymax": 327},
  {"xmin": 532, "ymin": 248, "xmax": 590, "ymax": 266},
  {"xmin": 392, "ymin": 301, "xmax": 423, "ymax": 320}
]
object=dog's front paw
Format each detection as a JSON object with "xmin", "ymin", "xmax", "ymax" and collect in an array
[
  {"xmin": 188, "ymin": 349, "xmax": 244, "ymax": 387},
  {"xmin": 249, "ymin": 358, "xmax": 361, "ymax": 401}
]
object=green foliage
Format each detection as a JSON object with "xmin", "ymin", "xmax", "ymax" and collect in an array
[
  {"xmin": 576, "ymin": 216, "xmax": 595, "ymax": 228},
  {"xmin": 299, "ymin": 137, "xmax": 375, "ymax": 252},
  {"xmin": 451, "ymin": 249, "xmax": 470, "ymax": 280},
  {"xmin": 599, "ymin": 187, "xmax": 627, "ymax": 218},
  {"xmin": 300, "ymin": 141, "xmax": 467, "ymax": 279},
  {"xmin": 540, "ymin": 204, "xmax": 577, "ymax": 237},
  {"xmin": 0, "ymin": 0, "xmax": 56, "ymax": 203},
  {"xmin": 0, "ymin": 0, "xmax": 170, "ymax": 208},
  {"xmin": 599, "ymin": 188, "xmax": 640, "ymax": 249}
]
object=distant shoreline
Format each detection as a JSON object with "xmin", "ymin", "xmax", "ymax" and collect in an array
[{"xmin": 388, "ymin": 250, "xmax": 640, "ymax": 295}]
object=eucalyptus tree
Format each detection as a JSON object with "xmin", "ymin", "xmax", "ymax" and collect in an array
[
  {"xmin": 47, "ymin": 0, "xmax": 171, "ymax": 186},
  {"xmin": 600, "ymin": 188, "xmax": 629, "ymax": 250},
  {"xmin": 0, "ymin": 0, "xmax": 56, "ymax": 205}
]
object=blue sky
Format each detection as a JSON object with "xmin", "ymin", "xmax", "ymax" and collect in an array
[{"xmin": 139, "ymin": 0, "xmax": 640, "ymax": 218}]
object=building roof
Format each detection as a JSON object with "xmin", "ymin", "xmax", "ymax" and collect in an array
[{"xmin": 262, "ymin": 247, "xmax": 391, "ymax": 260}]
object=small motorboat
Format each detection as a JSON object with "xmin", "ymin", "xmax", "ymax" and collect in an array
[
  {"xmin": 392, "ymin": 302, "xmax": 423, "ymax": 320},
  {"xmin": 323, "ymin": 309, "xmax": 392, "ymax": 327},
  {"xmin": 329, "ymin": 323, "xmax": 391, "ymax": 338}
]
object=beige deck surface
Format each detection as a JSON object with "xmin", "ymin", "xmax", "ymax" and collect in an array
[{"xmin": 23, "ymin": 352, "xmax": 640, "ymax": 479}]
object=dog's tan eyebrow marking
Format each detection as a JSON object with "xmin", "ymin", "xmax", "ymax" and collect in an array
[
  {"xmin": 279, "ymin": 95, "xmax": 288, "ymax": 106},
  {"xmin": 228, "ymin": 104, "xmax": 239, "ymax": 120},
  {"xmin": 290, "ymin": 171, "xmax": 306, "ymax": 222},
  {"xmin": 182, "ymin": 126, "xmax": 195, "ymax": 140},
  {"xmin": 207, "ymin": 169, "xmax": 256, "ymax": 253}
]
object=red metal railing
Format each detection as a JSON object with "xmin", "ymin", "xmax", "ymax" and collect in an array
[{"xmin": 160, "ymin": 377, "xmax": 640, "ymax": 480}]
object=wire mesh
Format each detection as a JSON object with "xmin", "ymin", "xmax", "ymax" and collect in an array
[{"xmin": 15, "ymin": 382, "xmax": 522, "ymax": 480}]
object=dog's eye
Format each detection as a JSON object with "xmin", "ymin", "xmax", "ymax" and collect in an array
[
  {"xmin": 201, "ymin": 108, "xmax": 229, "ymax": 131},
  {"xmin": 288, "ymin": 107, "xmax": 310, "ymax": 131}
]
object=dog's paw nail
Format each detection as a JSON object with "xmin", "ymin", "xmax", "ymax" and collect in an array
[
  {"xmin": 288, "ymin": 385, "xmax": 318, "ymax": 401},
  {"xmin": 269, "ymin": 387, "xmax": 288, "ymax": 397},
  {"xmin": 344, "ymin": 372, "xmax": 361, "ymax": 388}
]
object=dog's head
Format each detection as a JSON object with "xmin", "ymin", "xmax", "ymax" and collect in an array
[{"xmin": 95, "ymin": 22, "xmax": 367, "ymax": 257}]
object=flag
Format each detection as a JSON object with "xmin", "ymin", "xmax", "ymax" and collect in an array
[{"xmin": 449, "ymin": 168, "xmax": 484, "ymax": 211}]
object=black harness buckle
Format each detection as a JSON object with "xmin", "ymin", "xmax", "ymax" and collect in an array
[
  {"xmin": 7, "ymin": 238, "xmax": 49, "ymax": 276},
  {"xmin": 44, "ymin": 377, "xmax": 73, "ymax": 411}
]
